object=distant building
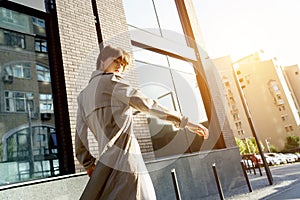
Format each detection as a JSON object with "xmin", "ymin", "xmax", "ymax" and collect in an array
[
  {"xmin": 233, "ymin": 53, "xmax": 300, "ymax": 151},
  {"xmin": 283, "ymin": 65, "xmax": 300, "ymax": 115},
  {"xmin": 212, "ymin": 56, "xmax": 253, "ymax": 140},
  {"xmin": 0, "ymin": 7, "xmax": 57, "ymax": 182}
]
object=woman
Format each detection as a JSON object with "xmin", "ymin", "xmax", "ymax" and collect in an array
[{"xmin": 75, "ymin": 45, "xmax": 209, "ymax": 199}]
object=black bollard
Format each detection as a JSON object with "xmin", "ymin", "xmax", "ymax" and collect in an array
[
  {"xmin": 212, "ymin": 163, "xmax": 225, "ymax": 200},
  {"xmin": 240, "ymin": 161, "xmax": 253, "ymax": 192},
  {"xmin": 255, "ymin": 157, "xmax": 262, "ymax": 176},
  {"xmin": 171, "ymin": 169, "xmax": 182, "ymax": 200},
  {"xmin": 257, "ymin": 163, "xmax": 262, "ymax": 176}
]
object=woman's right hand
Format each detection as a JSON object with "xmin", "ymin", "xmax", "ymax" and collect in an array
[
  {"xmin": 186, "ymin": 122, "xmax": 209, "ymax": 139},
  {"xmin": 86, "ymin": 164, "xmax": 95, "ymax": 177}
]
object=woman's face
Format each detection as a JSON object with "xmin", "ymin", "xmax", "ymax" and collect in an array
[{"xmin": 104, "ymin": 58, "xmax": 126, "ymax": 74}]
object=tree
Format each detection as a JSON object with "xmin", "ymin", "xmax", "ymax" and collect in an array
[
  {"xmin": 235, "ymin": 137, "xmax": 247, "ymax": 154},
  {"xmin": 235, "ymin": 137, "xmax": 265, "ymax": 154},
  {"xmin": 248, "ymin": 138, "xmax": 265, "ymax": 154},
  {"xmin": 284, "ymin": 135, "xmax": 300, "ymax": 151}
]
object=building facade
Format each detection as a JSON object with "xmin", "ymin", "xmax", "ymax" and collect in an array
[
  {"xmin": 213, "ymin": 56, "xmax": 253, "ymax": 140},
  {"xmin": 234, "ymin": 53, "xmax": 300, "ymax": 151},
  {"xmin": 0, "ymin": 0, "xmax": 244, "ymax": 199},
  {"xmin": 283, "ymin": 65, "xmax": 300, "ymax": 114}
]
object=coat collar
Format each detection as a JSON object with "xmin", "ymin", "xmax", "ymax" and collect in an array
[{"xmin": 89, "ymin": 70, "xmax": 123, "ymax": 82}]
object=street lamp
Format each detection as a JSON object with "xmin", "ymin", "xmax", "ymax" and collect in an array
[
  {"xmin": 265, "ymin": 139, "xmax": 271, "ymax": 153},
  {"xmin": 232, "ymin": 65, "xmax": 273, "ymax": 185}
]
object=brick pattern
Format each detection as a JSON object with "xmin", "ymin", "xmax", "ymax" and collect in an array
[
  {"xmin": 56, "ymin": 0, "xmax": 155, "ymax": 172},
  {"xmin": 55, "ymin": 0, "xmax": 99, "ymax": 171}
]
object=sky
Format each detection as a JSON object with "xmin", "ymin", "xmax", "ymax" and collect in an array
[{"xmin": 193, "ymin": 0, "xmax": 300, "ymax": 67}]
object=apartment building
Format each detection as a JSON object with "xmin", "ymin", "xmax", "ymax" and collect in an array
[
  {"xmin": 234, "ymin": 53, "xmax": 300, "ymax": 151},
  {"xmin": 0, "ymin": 0, "xmax": 243, "ymax": 199},
  {"xmin": 212, "ymin": 56, "xmax": 253, "ymax": 140},
  {"xmin": 283, "ymin": 65, "xmax": 300, "ymax": 113}
]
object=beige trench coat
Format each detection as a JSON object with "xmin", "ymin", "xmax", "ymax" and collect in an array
[{"xmin": 75, "ymin": 71, "xmax": 187, "ymax": 200}]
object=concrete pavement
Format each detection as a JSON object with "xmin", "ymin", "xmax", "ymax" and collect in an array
[{"xmin": 226, "ymin": 162, "xmax": 300, "ymax": 200}]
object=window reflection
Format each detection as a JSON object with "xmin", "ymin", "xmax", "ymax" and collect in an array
[
  {"xmin": 123, "ymin": 0, "xmax": 161, "ymax": 35},
  {"xmin": 135, "ymin": 49, "xmax": 207, "ymax": 157},
  {"xmin": 0, "ymin": 7, "xmax": 59, "ymax": 185},
  {"xmin": 172, "ymin": 69, "xmax": 207, "ymax": 123},
  {"xmin": 2, "ymin": 30, "xmax": 26, "ymax": 48},
  {"xmin": 1, "ymin": 125, "xmax": 59, "ymax": 184},
  {"xmin": 153, "ymin": 0, "xmax": 186, "ymax": 45},
  {"xmin": 36, "ymin": 64, "xmax": 51, "ymax": 82},
  {"xmin": 3, "ymin": 63, "xmax": 31, "ymax": 79},
  {"xmin": 123, "ymin": 0, "xmax": 186, "ymax": 44}
]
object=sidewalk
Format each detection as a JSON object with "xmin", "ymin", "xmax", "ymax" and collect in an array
[{"xmin": 226, "ymin": 162, "xmax": 300, "ymax": 200}]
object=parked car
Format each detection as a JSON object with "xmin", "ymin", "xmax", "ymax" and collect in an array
[
  {"xmin": 283, "ymin": 153, "xmax": 298, "ymax": 163},
  {"xmin": 263, "ymin": 154, "xmax": 281, "ymax": 165},
  {"xmin": 265, "ymin": 153, "xmax": 287, "ymax": 164},
  {"xmin": 276, "ymin": 153, "xmax": 293, "ymax": 163},
  {"xmin": 295, "ymin": 153, "xmax": 300, "ymax": 161}
]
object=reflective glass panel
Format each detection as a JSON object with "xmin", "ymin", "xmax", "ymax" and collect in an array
[
  {"xmin": 123, "ymin": 0, "xmax": 187, "ymax": 45},
  {"xmin": 135, "ymin": 49, "xmax": 208, "ymax": 157},
  {"xmin": 0, "ymin": 7, "xmax": 59, "ymax": 185},
  {"xmin": 153, "ymin": 0, "xmax": 186, "ymax": 45},
  {"xmin": 123, "ymin": 0, "xmax": 161, "ymax": 35}
]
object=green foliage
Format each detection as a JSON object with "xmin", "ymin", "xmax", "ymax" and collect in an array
[
  {"xmin": 284, "ymin": 135, "xmax": 300, "ymax": 151},
  {"xmin": 269, "ymin": 145, "xmax": 278, "ymax": 153},
  {"xmin": 247, "ymin": 138, "xmax": 256, "ymax": 153},
  {"xmin": 235, "ymin": 137, "xmax": 265, "ymax": 154},
  {"xmin": 235, "ymin": 137, "xmax": 247, "ymax": 154}
]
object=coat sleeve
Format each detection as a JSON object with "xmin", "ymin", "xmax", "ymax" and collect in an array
[
  {"xmin": 112, "ymin": 79, "xmax": 188, "ymax": 129},
  {"xmin": 75, "ymin": 100, "xmax": 96, "ymax": 170}
]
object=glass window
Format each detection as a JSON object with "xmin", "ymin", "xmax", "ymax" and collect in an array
[
  {"xmin": 2, "ymin": 63, "xmax": 32, "ymax": 83},
  {"xmin": 4, "ymin": 63, "xmax": 31, "ymax": 79},
  {"xmin": 135, "ymin": 48, "xmax": 208, "ymax": 157},
  {"xmin": 136, "ymin": 61, "xmax": 191, "ymax": 157},
  {"xmin": 35, "ymin": 38, "xmax": 47, "ymax": 53},
  {"xmin": 133, "ymin": 47, "xmax": 169, "ymax": 67},
  {"xmin": 171, "ymin": 69, "xmax": 207, "ymax": 123},
  {"xmin": 1, "ymin": 125, "xmax": 59, "ymax": 183},
  {"xmin": 123, "ymin": 0, "xmax": 186, "ymax": 44},
  {"xmin": 2, "ymin": 29, "xmax": 25, "ymax": 49},
  {"xmin": 32, "ymin": 17, "xmax": 46, "ymax": 36},
  {"xmin": 36, "ymin": 64, "xmax": 51, "ymax": 82},
  {"xmin": 136, "ymin": 61, "xmax": 179, "ymax": 110},
  {"xmin": 0, "ymin": 7, "xmax": 59, "ymax": 186},
  {"xmin": 123, "ymin": 0, "xmax": 161, "ymax": 35},
  {"xmin": 39, "ymin": 94, "xmax": 53, "ymax": 113},
  {"xmin": 32, "ymin": 17, "xmax": 45, "ymax": 28},
  {"xmin": 153, "ymin": 0, "xmax": 186, "ymax": 44},
  {"xmin": 0, "ymin": 8, "xmax": 30, "ymax": 32},
  {"xmin": 4, "ymin": 91, "xmax": 34, "ymax": 112}
]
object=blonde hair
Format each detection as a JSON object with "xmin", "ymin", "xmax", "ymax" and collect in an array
[{"xmin": 96, "ymin": 45, "xmax": 131, "ymax": 70}]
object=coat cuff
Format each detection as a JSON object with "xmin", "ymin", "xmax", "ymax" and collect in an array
[
  {"xmin": 84, "ymin": 157, "xmax": 96, "ymax": 170},
  {"xmin": 179, "ymin": 116, "xmax": 188, "ymax": 129}
]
